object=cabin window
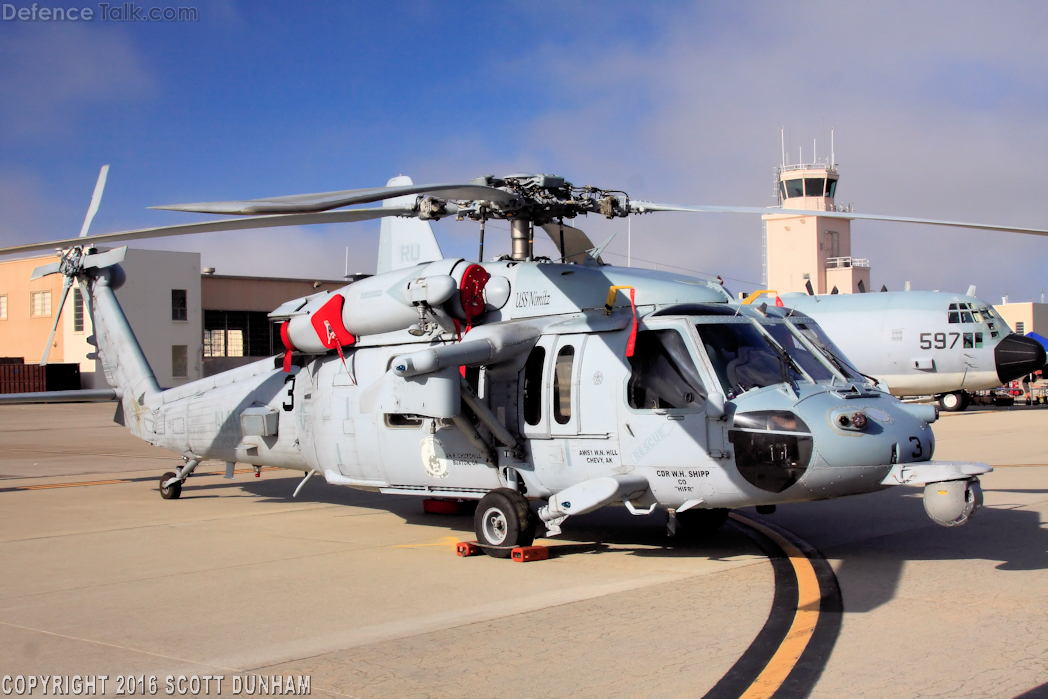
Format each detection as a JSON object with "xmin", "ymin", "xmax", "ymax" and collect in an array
[
  {"xmin": 784, "ymin": 179, "xmax": 804, "ymax": 198},
  {"xmin": 171, "ymin": 289, "xmax": 187, "ymax": 321},
  {"xmin": 553, "ymin": 346, "xmax": 574, "ymax": 424},
  {"xmin": 804, "ymin": 178, "xmax": 826, "ymax": 197},
  {"xmin": 172, "ymin": 345, "xmax": 188, "ymax": 378},
  {"xmin": 627, "ymin": 329, "xmax": 706, "ymax": 410},
  {"xmin": 975, "ymin": 332, "xmax": 984, "ymax": 348},
  {"xmin": 522, "ymin": 346, "xmax": 545, "ymax": 426}
]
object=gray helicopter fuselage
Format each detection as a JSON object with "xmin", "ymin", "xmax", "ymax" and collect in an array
[{"xmin": 133, "ymin": 262, "xmax": 940, "ymax": 510}]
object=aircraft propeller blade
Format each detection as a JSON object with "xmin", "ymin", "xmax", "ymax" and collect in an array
[
  {"xmin": 151, "ymin": 183, "xmax": 519, "ymax": 215},
  {"xmin": 630, "ymin": 202, "xmax": 1048, "ymax": 237},
  {"xmin": 40, "ymin": 277, "xmax": 72, "ymax": 366},
  {"xmin": 79, "ymin": 165, "xmax": 110, "ymax": 237},
  {"xmin": 0, "ymin": 206, "xmax": 415, "ymax": 257}
]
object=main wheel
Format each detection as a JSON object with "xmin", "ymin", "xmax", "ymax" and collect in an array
[
  {"xmin": 938, "ymin": 391, "xmax": 969, "ymax": 412},
  {"xmin": 159, "ymin": 471, "xmax": 182, "ymax": 500},
  {"xmin": 676, "ymin": 508, "xmax": 729, "ymax": 536},
  {"xmin": 474, "ymin": 488, "xmax": 534, "ymax": 558}
]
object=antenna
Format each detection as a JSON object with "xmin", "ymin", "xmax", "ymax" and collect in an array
[
  {"xmin": 813, "ymin": 138, "xmax": 817, "ymax": 165},
  {"xmin": 781, "ymin": 128, "xmax": 785, "ymax": 167},
  {"xmin": 831, "ymin": 128, "xmax": 835, "ymax": 167}
]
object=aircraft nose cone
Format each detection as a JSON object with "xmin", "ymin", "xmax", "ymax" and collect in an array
[{"xmin": 995, "ymin": 333, "xmax": 1046, "ymax": 383}]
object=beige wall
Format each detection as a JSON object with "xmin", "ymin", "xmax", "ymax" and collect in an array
[
  {"xmin": 0, "ymin": 255, "xmax": 67, "ymax": 364},
  {"xmin": 994, "ymin": 302, "xmax": 1048, "ymax": 336},
  {"xmin": 201, "ymin": 275, "xmax": 345, "ymax": 312},
  {"xmin": 765, "ymin": 214, "xmax": 855, "ymax": 294}
]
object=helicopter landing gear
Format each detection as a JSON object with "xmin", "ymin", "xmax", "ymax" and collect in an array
[
  {"xmin": 159, "ymin": 472, "xmax": 181, "ymax": 499},
  {"xmin": 676, "ymin": 508, "xmax": 730, "ymax": 536},
  {"xmin": 159, "ymin": 459, "xmax": 200, "ymax": 500},
  {"xmin": 474, "ymin": 488, "xmax": 535, "ymax": 558},
  {"xmin": 938, "ymin": 391, "xmax": 970, "ymax": 412}
]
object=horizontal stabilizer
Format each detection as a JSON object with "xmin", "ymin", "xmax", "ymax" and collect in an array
[{"xmin": 0, "ymin": 389, "xmax": 120, "ymax": 405}]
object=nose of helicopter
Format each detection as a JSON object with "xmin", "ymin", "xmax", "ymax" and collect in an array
[{"xmin": 994, "ymin": 333, "xmax": 1046, "ymax": 383}]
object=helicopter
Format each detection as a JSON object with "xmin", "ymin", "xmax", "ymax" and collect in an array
[{"xmin": 7, "ymin": 170, "xmax": 1042, "ymax": 558}]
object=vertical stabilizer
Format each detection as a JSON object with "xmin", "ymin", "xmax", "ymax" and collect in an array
[{"xmin": 377, "ymin": 175, "xmax": 443, "ymax": 274}]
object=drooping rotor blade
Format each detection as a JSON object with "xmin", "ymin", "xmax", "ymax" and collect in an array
[
  {"xmin": 151, "ymin": 183, "xmax": 519, "ymax": 215},
  {"xmin": 82, "ymin": 245, "xmax": 127, "ymax": 270},
  {"xmin": 539, "ymin": 222, "xmax": 597, "ymax": 262},
  {"xmin": 30, "ymin": 261, "xmax": 62, "ymax": 280},
  {"xmin": 0, "ymin": 206, "xmax": 415, "ymax": 257},
  {"xmin": 41, "ymin": 277, "xmax": 72, "ymax": 366},
  {"xmin": 79, "ymin": 165, "xmax": 110, "ymax": 237},
  {"xmin": 630, "ymin": 202, "xmax": 1048, "ymax": 237}
]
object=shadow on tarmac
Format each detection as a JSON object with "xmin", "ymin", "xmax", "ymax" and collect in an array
[{"xmin": 173, "ymin": 471, "xmax": 1046, "ymax": 614}]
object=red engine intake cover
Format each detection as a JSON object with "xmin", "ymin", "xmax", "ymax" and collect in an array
[{"xmin": 310, "ymin": 294, "xmax": 356, "ymax": 349}]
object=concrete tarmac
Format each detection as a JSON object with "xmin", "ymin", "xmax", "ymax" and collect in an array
[{"xmin": 0, "ymin": 403, "xmax": 1046, "ymax": 698}]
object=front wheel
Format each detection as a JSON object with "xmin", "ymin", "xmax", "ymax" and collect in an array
[
  {"xmin": 474, "ymin": 488, "xmax": 535, "ymax": 558},
  {"xmin": 938, "ymin": 391, "xmax": 969, "ymax": 412}
]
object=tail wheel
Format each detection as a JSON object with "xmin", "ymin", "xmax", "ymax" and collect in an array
[
  {"xmin": 676, "ymin": 508, "xmax": 729, "ymax": 536},
  {"xmin": 939, "ymin": 391, "xmax": 969, "ymax": 412},
  {"xmin": 474, "ymin": 488, "xmax": 535, "ymax": 558},
  {"xmin": 159, "ymin": 471, "xmax": 182, "ymax": 500}
]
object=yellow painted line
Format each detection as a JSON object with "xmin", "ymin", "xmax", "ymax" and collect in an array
[
  {"xmin": 733, "ymin": 513, "xmax": 822, "ymax": 699},
  {"xmin": 21, "ymin": 479, "xmax": 129, "ymax": 490}
]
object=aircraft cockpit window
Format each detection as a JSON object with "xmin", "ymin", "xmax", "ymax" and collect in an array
[
  {"xmin": 804, "ymin": 178, "xmax": 826, "ymax": 197},
  {"xmin": 763, "ymin": 324, "xmax": 835, "ymax": 382},
  {"xmin": 784, "ymin": 179, "xmax": 804, "ymax": 198},
  {"xmin": 522, "ymin": 346, "xmax": 545, "ymax": 426},
  {"xmin": 961, "ymin": 310, "xmax": 975, "ymax": 323},
  {"xmin": 695, "ymin": 322, "xmax": 802, "ymax": 398},
  {"xmin": 627, "ymin": 329, "xmax": 707, "ymax": 410},
  {"xmin": 791, "ymin": 321, "xmax": 864, "ymax": 382},
  {"xmin": 553, "ymin": 346, "xmax": 574, "ymax": 424}
]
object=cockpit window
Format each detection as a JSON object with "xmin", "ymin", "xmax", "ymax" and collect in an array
[
  {"xmin": 948, "ymin": 302, "xmax": 988, "ymax": 324},
  {"xmin": 763, "ymin": 323, "xmax": 835, "ymax": 382},
  {"xmin": 695, "ymin": 322, "xmax": 802, "ymax": 398},
  {"xmin": 791, "ymin": 321, "xmax": 864, "ymax": 382},
  {"xmin": 628, "ymin": 329, "xmax": 707, "ymax": 410}
]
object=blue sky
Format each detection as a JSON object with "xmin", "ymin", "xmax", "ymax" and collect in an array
[{"xmin": 2, "ymin": 1, "xmax": 1047, "ymax": 301}]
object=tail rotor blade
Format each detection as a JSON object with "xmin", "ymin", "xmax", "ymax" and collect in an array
[
  {"xmin": 41, "ymin": 278, "xmax": 72, "ymax": 366},
  {"xmin": 79, "ymin": 165, "xmax": 110, "ymax": 238}
]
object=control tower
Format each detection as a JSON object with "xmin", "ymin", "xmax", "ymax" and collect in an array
[{"xmin": 763, "ymin": 160, "xmax": 869, "ymax": 294}]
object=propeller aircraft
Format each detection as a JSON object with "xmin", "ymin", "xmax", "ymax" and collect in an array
[{"xmin": 7, "ymin": 168, "xmax": 1047, "ymax": 556}]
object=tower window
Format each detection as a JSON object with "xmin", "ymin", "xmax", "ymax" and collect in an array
[
  {"xmin": 171, "ymin": 289, "xmax": 187, "ymax": 321},
  {"xmin": 172, "ymin": 345, "xmax": 188, "ymax": 378},
  {"xmin": 826, "ymin": 179, "xmax": 838, "ymax": 197},
  {"xmin": 0, "ymin": 294, "xmax": 6, "ymax": 320},
  {"xmin": 784, "ymin": 179, "xmax": 804, "ymax": 198},
  {"xmin": 804, "ymin": 178, "xmax": 826, "ymax": 197}
]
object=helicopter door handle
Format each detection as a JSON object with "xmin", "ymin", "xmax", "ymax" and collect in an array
[{"xmin": 666, "ymin": 415, "xmax": 684, "ymax": 421}]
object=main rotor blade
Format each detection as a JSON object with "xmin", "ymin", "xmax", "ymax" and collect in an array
[
  {"xmin": 631, "ymin": 202, "xmax": 1048, "ymax": 237},
  {"xmin": 0, "ymin": 207, "xmax": 414, "ymax": 257},
  {"xmin": 152, "ymin": 183, "xmax": 518, "ymax": 215},
  {"xmin": 82, "ymin": 246, "xmax": 127, "ymax": 270},
  {"xmin": 79, "ymin": 165, "xmax": 110, "ymax": 237},
  {"xmin": 41, "ymin": 278, "xmax": 72, "ymax": 366}
]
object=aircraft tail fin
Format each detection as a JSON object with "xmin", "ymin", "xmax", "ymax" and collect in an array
[{"xmin": 377, "ymin": 175, "xmax": 443, "ymax": 274}]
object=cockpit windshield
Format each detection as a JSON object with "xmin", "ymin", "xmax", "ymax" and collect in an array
[
  {"xmin": 763, "ymin": 323, "xmax": 835, "ymax": 382},
  {"xmin": 695, "ymin": 321, "xmax": 803, "ymax": 398},
  {"xmin": 790, "ymin": 320, "xmax": 864, "ymax": 382}
]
